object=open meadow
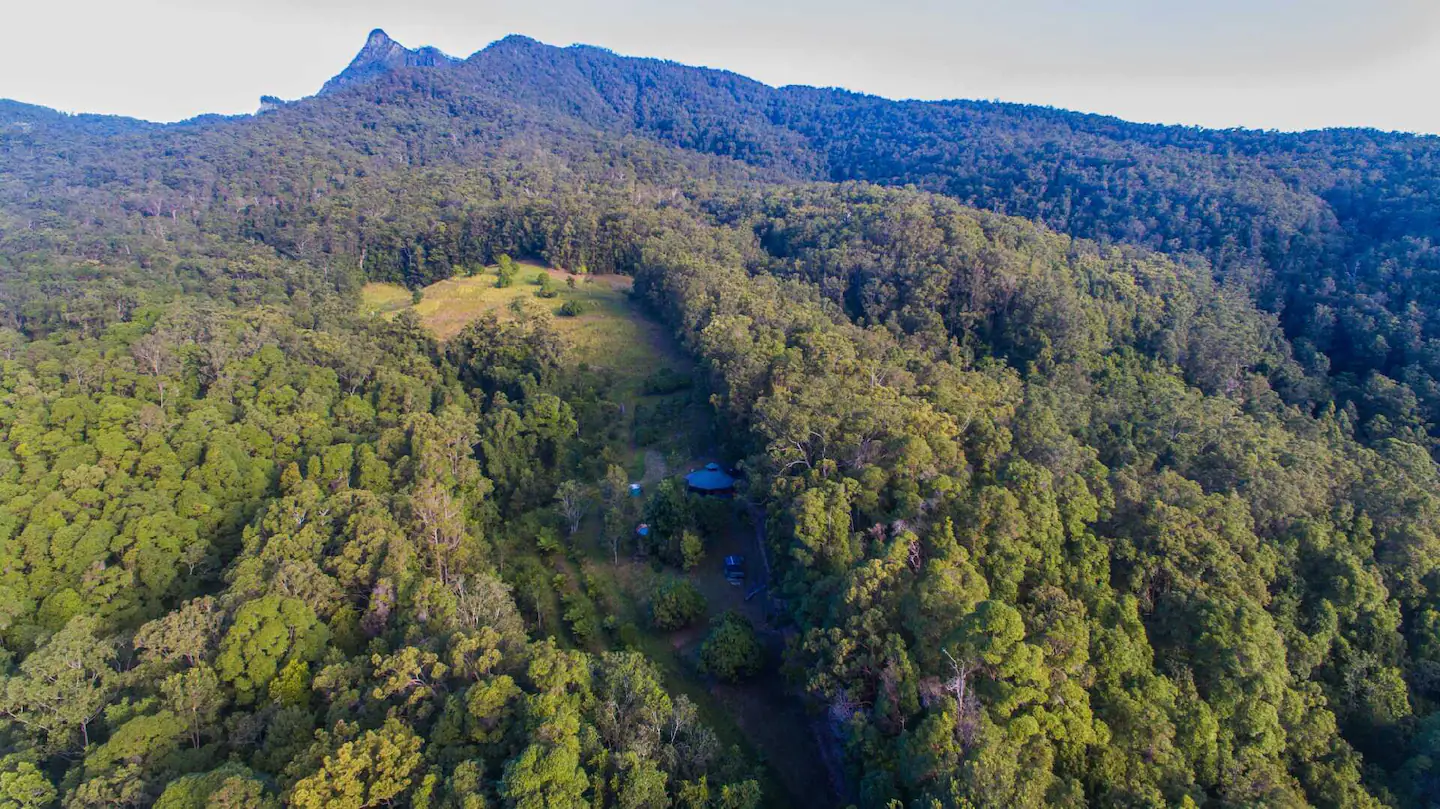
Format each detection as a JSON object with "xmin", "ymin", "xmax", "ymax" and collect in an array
[{"xmin": 362, "ymin": 262, "xmax": 684, "ymax": 392}]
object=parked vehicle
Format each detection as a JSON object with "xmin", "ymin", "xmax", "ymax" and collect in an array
[{"xmin": 724, "ymin": 555, "xmax": 746, "ymax": 586}]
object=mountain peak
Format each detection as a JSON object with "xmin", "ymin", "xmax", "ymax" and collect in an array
[
  {"xmin": 355, "ymin": 29, "xmax": 405, "ymax": 62},
  {"xmin": 493, "ymin": 34, "xmax": 542, "ymax": 48},
  {"xmin": 320, "ymin": 28, "xmax": 457, "ymax": 95}
]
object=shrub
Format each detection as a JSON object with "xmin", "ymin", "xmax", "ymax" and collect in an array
[
  {"xmin": 650, "ymin": 578, "xmax": 707, "ymax": 631},
  {"xmin": 561, "ymin": 589, "xmax": 601, "ymax": 642},
  {"xmin": 642, "ymin": 367, "xmax": 692, "ymax": 395},
  {"xmin": 535, "ymin": 527, "xmax": 562, "ymax": 555},
  {"xmin": 559, "ymin": 299, "xmax": 590, "ymax": 317},
  {"xmin": 680, "ymin": 530, "xmax": 705, "ymax": 572},
  {"xmin": 698, "ymin": 611, "xmax": 764, "ymax": 682},
  {"xmin": 694, "ymin": 497, "xmax": 734, "ymax": 538},
  {"xmin": 411, "ymin": 289, "xmax": 424, "ymax": 304},
  {"xmin": 495, "ymin": 254, "xmax": 517, "ymax": 287},
  {"xmin": 536, "ymin": 275, "xmax": 560, "ymax": 298},
  {"xmin": 632, "ymin": 398, "xmax": 686, "ymax": 447},
  {"xmin": 617, "ymin": 622, "xmax": 643, "ymax": 650}
]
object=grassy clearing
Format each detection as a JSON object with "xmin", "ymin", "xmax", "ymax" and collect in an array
[
  {"xmin": 362, "ymin": 261, "xmax": 704, "ymax": 466},
  {"xmin": 364, "ymin": 264, "xmax": 824, "ymax": 807},
  {"xmin": 362, "ymin": 262, "xmax": 677, "ymax": 375},
  {"xmin": 358, "ymin": 281, "xmax": 413, "ymax": 315}
]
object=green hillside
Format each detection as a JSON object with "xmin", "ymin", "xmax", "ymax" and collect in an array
[{"xmin": 1, "ymin": 25, "xmax": 1440, "ymax": 809}]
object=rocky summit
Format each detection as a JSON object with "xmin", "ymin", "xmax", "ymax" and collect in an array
[{"xmin": 319, "ymin": 28, "xmax": 457, "ymax": 94}]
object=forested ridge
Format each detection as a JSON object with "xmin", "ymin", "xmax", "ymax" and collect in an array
[{"xmin": 1, "ymin": 27, "xmax": 1439, "ymax": 809}]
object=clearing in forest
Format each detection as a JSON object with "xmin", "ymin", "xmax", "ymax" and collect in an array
[
  {"xmin": 364, "ymin": 261, "xmax": 833, "ymax": 808},
  {"xmin": 358, "ymin": 281, "xmax": 413, "ymax": 314},
  {"xmin": 565, "ymin": 497, "xmax": 836, "ymax": 809},
  {"xmin": 361, "ymin": 261, "xmax": 677, "ymax": 391}
]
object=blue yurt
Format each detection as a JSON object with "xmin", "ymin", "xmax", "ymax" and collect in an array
[{"xmin": 685, "ymin": 463, "xmax": 736, "ymax": 496}]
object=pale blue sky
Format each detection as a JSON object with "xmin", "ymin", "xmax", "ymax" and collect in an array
[{"xmin": 4, "ymin": 0, "xmax": 1439, "ymax": 133}]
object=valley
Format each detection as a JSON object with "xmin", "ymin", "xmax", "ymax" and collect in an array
[
  {"xmin": 368, "ymin": 261, "xmax": 835, "ymax": 807},
  {"xmin": 2, "ymin": 22, "xmax": 1440, "ymax": 809}
]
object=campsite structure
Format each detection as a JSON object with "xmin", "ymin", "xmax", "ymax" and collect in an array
[{"xmin": 685, "ymin": 462, "xmax": 737, "ymax": 496}]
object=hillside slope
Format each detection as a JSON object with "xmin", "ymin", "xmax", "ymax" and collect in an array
[
  {"xmin": 2, "ymin": 29, "xmax": 1440, "ymax": 809},
  {"xmin": 304, "ymin": 31, "xmax": 1440, "ymax": 434}
]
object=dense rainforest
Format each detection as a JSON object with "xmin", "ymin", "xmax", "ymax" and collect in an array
[{"xmin": 2, "ymin": 27, "xmax": 1440, "ymax": 809}]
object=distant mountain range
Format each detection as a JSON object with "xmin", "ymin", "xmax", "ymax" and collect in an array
[{"xmin": 6, "ymin": 27, "xmax": 1440, "ymax": 421}]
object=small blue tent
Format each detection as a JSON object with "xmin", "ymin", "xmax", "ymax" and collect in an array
[{"xmin": 685, "ymin": 463, "xmax": 736, "ymax": 496}]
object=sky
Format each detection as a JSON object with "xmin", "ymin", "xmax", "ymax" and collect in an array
[{"xmin": 4, "ymin": 0, "xmax": 1440, "ymax": 133}]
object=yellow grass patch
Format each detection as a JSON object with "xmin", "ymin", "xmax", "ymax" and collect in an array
[
  {"xmin": 358, "ymin": 281, "xmax": 413, "ymax": 315},
  {"xmin": 360, "ymin": 263, "xmax": 678, "ymax": 383}
]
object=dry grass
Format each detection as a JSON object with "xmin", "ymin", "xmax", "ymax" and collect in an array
[
  {"xmin": 363, "ymin": 261, "xmax": 702, "ymax": 475},
  {"xmin": 358, "ymin": 282, "xmax": 413, "ymax": 315},
  {"xmin": 361, "ymin": 262, "xmax": 677, "ymax": 382}
]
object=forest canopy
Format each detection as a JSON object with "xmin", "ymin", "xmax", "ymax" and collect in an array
[{"xmin": 2, "ymin": 27, "xmax": 1440, "ymax": 809}]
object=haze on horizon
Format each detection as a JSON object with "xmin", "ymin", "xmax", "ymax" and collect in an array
[{"xmin": 5, "ymin": 0, "xmax": 1439, "ymax": 134}]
